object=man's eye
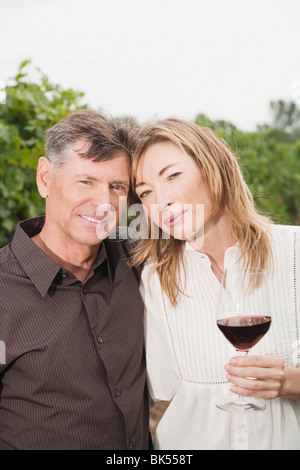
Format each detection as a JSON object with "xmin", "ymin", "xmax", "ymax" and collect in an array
[
  {"xmin": 80, "ymin": 180, "xmax": 91, "ymax": 185},
  {"xmin": 112, "ymin": 185, "xmax": 127, "ymax": 191}
]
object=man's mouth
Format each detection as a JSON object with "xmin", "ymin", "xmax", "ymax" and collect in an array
[{"xmin": 80, "ymin": 215, "xmax": 106, "ymax": 224}]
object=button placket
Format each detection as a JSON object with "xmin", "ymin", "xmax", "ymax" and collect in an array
[{"xmin": 230, "ymin": 413, "xmax": 248, "ymax": 450}]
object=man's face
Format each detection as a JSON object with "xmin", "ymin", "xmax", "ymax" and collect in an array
[{"xmin": 43, "ymin": 141, "xmax": 130, "ymax": 248}]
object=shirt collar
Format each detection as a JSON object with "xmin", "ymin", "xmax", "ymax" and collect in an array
[
  {"xmin": 185, "ymin": 240, "xmax": 239, "ymax": 267},
  {"xmin": 11, "ymin": 216, "xmax": 111, "ymax": 297},
  {"xmin": 102, "ymin": 236, "xmax": 132, "ymax": 284},
  {"xmin": 11, "ymin": 217, "xmax": 61, "ymax": 297}
]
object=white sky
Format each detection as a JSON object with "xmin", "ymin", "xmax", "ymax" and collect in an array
[{"xmin": 1, "ymin": 0, "xmax": 300, "ymax": 130}]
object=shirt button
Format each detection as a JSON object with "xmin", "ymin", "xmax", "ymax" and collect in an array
[
  {"xmin": 128, "ymin": 441, "xmax": 133, "ymax": 449},
  {"xmin": 114, "ymin": 388, "xmax": 121, "ymax": 397},
  {"xmin": 97, "ymin": 336, "xmax": 104, "ymax": 344},
  {"xmin": 62, "ymin": 272, "xmax": 68, "ymax": 278},
  {"xmin": 82, "ymin": 287, "xmax": 87, "ymax": 294}
]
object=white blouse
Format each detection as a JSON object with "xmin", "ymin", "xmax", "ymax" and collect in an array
[{"xmin": 140, "ymin": 225, "xmax": 300, "ymax": 450}]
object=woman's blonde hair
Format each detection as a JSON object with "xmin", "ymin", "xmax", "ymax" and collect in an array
[{"xmin": 130, "ymin": 118, "xmax": 273, "ymax": 307}]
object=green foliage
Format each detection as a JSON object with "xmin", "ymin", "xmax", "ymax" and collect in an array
[
  {"xmin": 195, "ymin": 107, "xmax": 300, "ymax": 226},
  {"xmin": 235, "ymin": 130, "xmax": 300, "ymax": 225},
  {"xmin": 0, "ymin": 60, "xmax": 299, "ymax": 247},
  {"xmin": 269, "ymin": 100, "xmax": 300, "ymax": 136},
  {"xmin": 0, "ymin": 60, "xmax": 87, "ymax": 245}
]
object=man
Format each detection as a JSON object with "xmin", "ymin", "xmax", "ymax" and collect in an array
[{"xmin": 0, "ymin": 110, "xmax": 149, "ymax": 450}]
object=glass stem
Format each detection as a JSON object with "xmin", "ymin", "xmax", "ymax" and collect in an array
[
  {"xmin": 235, "ymin": 350, "xmax": 249, "ymax": 402},
  {"xmin": 236, "ymin": 349, "xmax": 249, "ymax": 358}
]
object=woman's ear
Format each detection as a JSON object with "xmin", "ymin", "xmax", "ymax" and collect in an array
[{"xmin": 36, "ymin": 157, "xmax": 51, "ymax": 199}]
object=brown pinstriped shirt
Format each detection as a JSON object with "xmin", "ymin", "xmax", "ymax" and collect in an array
[{"xmin": 0, "ymin": 217, "xmax": 149, "ymax": 450}]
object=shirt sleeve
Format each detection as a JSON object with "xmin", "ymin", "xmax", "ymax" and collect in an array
[{"xmin": 140, "ymin": 264, "xmax": 182, "ymax": 402}]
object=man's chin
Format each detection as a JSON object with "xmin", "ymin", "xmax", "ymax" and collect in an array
[{"xmin": 96, "ymin": 222, "xmax": 118, "ymax": 241}]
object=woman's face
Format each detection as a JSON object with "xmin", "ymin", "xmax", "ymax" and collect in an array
[{"xmin": 135, "ymin": 141, "xmax": 215, "ymax": 242}]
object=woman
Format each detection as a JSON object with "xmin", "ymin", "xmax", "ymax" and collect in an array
[{"xmin": 130, "ymin": 118, "xmax": 300, "ymax": 450}]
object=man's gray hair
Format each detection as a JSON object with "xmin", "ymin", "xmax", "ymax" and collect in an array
[{"xmin": 45, "ymin": 109, "xmax": 137, "ymax": 171}]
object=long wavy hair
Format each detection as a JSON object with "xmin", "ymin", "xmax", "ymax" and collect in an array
[{"xmin": 129, "ymin": 118, "xmax": 273, "ymax": 307}]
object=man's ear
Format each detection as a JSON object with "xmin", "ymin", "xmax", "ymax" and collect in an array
[{"xmin": 36, "ymin": 157, "xmax": 51, "ymax": 199}]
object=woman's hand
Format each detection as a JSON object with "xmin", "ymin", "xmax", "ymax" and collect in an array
[{"xmin": 224, "ymin": 355, "xmax": 286, "ymax": 400}]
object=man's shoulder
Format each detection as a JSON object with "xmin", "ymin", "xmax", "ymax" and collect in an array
[
  {"xmin": 0, "ymin": 243, "xmax": 16, "ymax": 267},
  {"xmin": 0, "ymin": 243, "xmax": 24, "ymax": 291}
]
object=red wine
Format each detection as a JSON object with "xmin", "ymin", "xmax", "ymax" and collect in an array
[{"xmin": 217, "ymin": 315, "xmax": 271, "ymax": 351}]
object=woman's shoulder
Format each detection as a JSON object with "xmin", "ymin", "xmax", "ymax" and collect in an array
[
  {"xmin": 268, "ymin": 224, "xmax": 300, "ymax": 257},
  {"xmin": 269, "ymin": 223, "xmax": 300, "ymax": 238},
  {"xmin": 140, "ymin": 256, "xmax": 159, "ymax": 280},
  {"xmin": 271, "ymin": 223, "xmax": 300, "ymax": 232}
]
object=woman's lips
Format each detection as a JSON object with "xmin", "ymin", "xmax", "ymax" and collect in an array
[{"xmin": 163, "ymin": 210, "xmax": 187, "ymax": 227}]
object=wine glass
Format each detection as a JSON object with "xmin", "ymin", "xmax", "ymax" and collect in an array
[{"xmin": 216, "ymin": 266, "xmax": 271, "ymax": 413}]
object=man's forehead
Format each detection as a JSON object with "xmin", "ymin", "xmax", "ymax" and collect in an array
[
  {"xmin": 64, "ymin": 151, "xmax": 130, "ymax": 181},
  {"xmin": 70, "ymin": 139, "xmax": 129, "ymax": 163},
  {"xmin": 72, "ymin": 138, "xmax": 91, "ymax": 155}
]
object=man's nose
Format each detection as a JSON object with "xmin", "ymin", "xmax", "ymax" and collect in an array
[
  {"xmin": 94, "ymin": 190, "xmax": 116, "ymax": 221},
  {"xmin": 91, "ymin": 186, "xmax": 112, "ymax": 207}
]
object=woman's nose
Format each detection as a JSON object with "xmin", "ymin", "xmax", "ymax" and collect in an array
[
  {"xmin": 155, "ymin": 202, "xmax": 170, "ymax": 212},
  {"xmin": 155, "ymin": 192, "xmax": 173, "ymax": 212}
]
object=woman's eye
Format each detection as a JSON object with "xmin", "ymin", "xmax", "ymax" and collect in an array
[
  {"xmin": 138, "ymin": 190, "xmax": 151, "ymax": 199},
  {"xmin": 168, "ymin": 172, "xmax": 181, "ymax": 181}
]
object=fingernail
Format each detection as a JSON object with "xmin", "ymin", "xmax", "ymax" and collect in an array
[
  {"xmin": 224, "ymin": 364, "xmax": 229, "ymax": 371},
  {"xmin": 229, "ymin": 358, "xmax": 237, "ymax": 365}
]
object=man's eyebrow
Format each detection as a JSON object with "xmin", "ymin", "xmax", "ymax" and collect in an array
[
  {"xmin": 135, "ymin": 164, "xmax": 177, "ymax": 189},
  {"xmin": 112, "ymin": 179, "xmax": 130, "ymax": 187},
  {"xmin": 75, "ymin": 174, "xmax": 130, "ymax": 186},
  {"xmin": 75, "ymin": 173, "xmax": 99, "ymax": 181}
]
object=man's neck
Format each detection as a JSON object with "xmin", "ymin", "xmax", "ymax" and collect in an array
[{"xmin": 31, "ymin": 229, "xmax": 100, "ymax": 283}]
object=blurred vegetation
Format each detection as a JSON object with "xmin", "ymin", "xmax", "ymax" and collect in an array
[
  {"xmin": 0, "ymin": 60, "xmax": 87, "ymax": 245},
  {"xmin": 195, "ymin": 101, "xmax": 300, "ymax": 227},
  {"xmin": 0, "ymin": 60, "xmax": 299, "ymax": 246}
]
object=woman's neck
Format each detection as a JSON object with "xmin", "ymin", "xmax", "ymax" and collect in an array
[{"xmin": 187, "ymin": 213, "xmax": 236, "ymax": 282}]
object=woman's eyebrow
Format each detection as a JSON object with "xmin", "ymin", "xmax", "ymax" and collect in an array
[
  {"xmin": 135, "ymin": 164, "xmax": 177, "ymax": 189},
  {"xmin": 158, "ymin": 163, "xmax": 177, "ymax": 177}
]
